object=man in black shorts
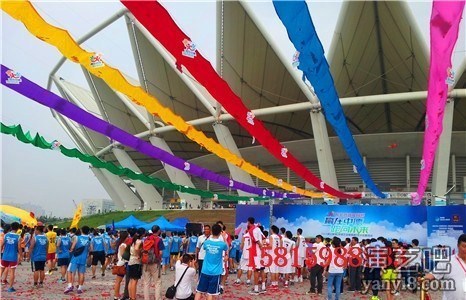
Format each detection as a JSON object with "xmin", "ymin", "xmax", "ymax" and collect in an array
[
  {"xmin": 29, "ymin": 223, "xmax": 48, "ymax": 288},
  {"xmin": 90, "ymin": 230, "xmax": 107, "ymax": 279}
]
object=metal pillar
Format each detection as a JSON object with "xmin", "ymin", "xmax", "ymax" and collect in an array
[
  {"xmin": 94, "ymin": 89, "xmax": 466, "ymax": 157},
  {"xmin": 406, "ymin": 155, "xmax": 411, "ymax": 190},
  {"xmin": 309, "ymin": 109, "xmax": 339, "ymax": 190},
  {"xmin": 451, "ymin": 154, "xmax": 456, "ymax": 191},
  {"xmin": 112, "ymin": 147, "xmax": 163, "ymax": 210},
  {"xmin": 148, "ymin": 136, "xmax": 201, "ymax": 209},
  {"xmin": 90, "ymin": 167, "xmax": 125, "ymax": 210},
  {"xmin": 212, "ymin": 123, "xmax": 255, "ymax": 197},
  {"xmin": 99, "ymin": 167, "xmax": 142, "ymax": 211},
  {"xmin": 432, "ymin": 98, "xmax": 455, "ymax": 197},
  {"xmin": 362, "ymin": 156, "xmax": 367, "ymax": 190}
]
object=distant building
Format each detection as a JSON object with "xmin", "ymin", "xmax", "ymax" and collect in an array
[{"xmin": 82, "ymin": 199, "xmax": 115, "ymax": 216}]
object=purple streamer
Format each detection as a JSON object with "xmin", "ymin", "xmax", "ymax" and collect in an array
[{"xmin": 1, "ymin": 64, "xmax": 300, "ymax": 199}]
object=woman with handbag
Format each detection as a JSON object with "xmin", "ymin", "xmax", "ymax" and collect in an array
[
  {"xmin": 127, "ymin": 228, "xmax": 145, "ymax": 300},
  {"xmin": 174, "ymin": 254, "xmax": 196, "ymax": 300},
  {"xmin": 113, "ymin": 231, "xmax": 129, "ymax": 300}
]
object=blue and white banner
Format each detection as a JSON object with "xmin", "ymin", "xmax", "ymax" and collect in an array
[
  {"xmin": 427, "ymin": 206, "xmax": 466, "ymax": 254},
  {"xmin": 272, "ymin": 205, "xmax": 428, "ymax": 245}
]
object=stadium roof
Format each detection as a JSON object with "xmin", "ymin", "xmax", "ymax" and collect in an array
[{"xmin": 54, "ymin": 1, "xmax": 465, "ymax": 182}]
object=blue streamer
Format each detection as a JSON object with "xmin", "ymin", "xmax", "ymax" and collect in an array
[{"xmin": 273, "ymin": 0, "xmax": 386, "ymax": 198}]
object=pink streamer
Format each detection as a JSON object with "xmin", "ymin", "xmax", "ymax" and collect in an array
[{"xmin": 413, "ymin": 0, "xmax": 465, "ymax": 205}]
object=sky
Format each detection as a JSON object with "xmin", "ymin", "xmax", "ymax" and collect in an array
[{"xmin": 0, "ymin": 1, "xmax": 459, "ymax": 217}]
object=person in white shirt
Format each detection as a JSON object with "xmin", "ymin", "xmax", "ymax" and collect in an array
[
  {"xmin": 268, "ymin": 225, "xmax": 281, "ymax": 289},
  {"xmin": 247, "ymin": 217, "xmax": 266, "ymax": 295},
  {"xmin": 174, "ymin": 254, "xmax": 196, "ymax": 300},
  {"xmin": 423, "ymin": 234, "xmax": 466, "ymax": 300},
  {"xmin": 307, "ymin": 235, "xmax": 326, "ymax": 295},
  {"xmin": 280, "ymin": 231, "xmax": 296, "ymax": 287},
  {"xmin": 195, "ymin": 225, "xmax": 211, "ymax": 275},
  {"xmin": 234, "ymin": 231, "xmax": 252, "ymax": 286},
  {"xmin": 325, "ymin": 237, "xmax": 345, "ymax": 300},
  {"xmin": 295, "ymin": 228, "xmax": 307, "ymax": 283}
]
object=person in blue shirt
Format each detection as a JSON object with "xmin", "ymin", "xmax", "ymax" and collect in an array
[
  {"xmin": 229, "ymin": 235, "xmax": 241, "ymax": 273},
  {"xmin": 56, "ymin": 229, "xmax": 71, "ymax": 283},
  {"xmin": 29, "ymin": 222, "xmax": 48, "ymax": 289},
  {"xmin": 90, "ymin": 229, "xmax": 107, "ymax": 279},
  {"xmin": 0, "ymin": 222, "xmax": 21, "ymax": 292},
  {"xmin": 103, "ymin": 228, "xmax": 115, "ymax": 271},
  {"xmin": 187, "ymin": 233, "xmax": 198, "ymax": 255},
  {"xmin": 170, "ymin": 232, "xmax": 181, "ymax": 270},
  {"xmin": 64, "ymin": 226, "xmax": 91, "ymax": 295},
  {"xmin": 161, "ymin": 233, "xmax": 171, "ymax": 275},
  {"xmin": 195, "ymin": 224, "xmax": 228, "ymax": 300},
  {"xmin": 23, "ymin": 228, "xmax": 32, "ymax": 262}
]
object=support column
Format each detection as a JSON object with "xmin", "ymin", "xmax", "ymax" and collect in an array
[
  {"xmin": 100, "ymin": 168, "xmax": 142, "ymax": 211},
  {"xmin": 212, "ymin": 123, "xmax": 255, "ymax": 197},
  {"xmin": 432, "ymin": 98, "xmax": 455, "ymax": 197},
  {"xmin": 149, "ymin": 136, "xmax": 201, "ymax": 209},
  {"xmin": 309, "ymin": 109, "xmax": 339, "ymax": 189},
  {"xmin": 362, "ymin": 156, "xmax": 367, "ymax": 190},
  {"xmin": 112, "ymin": 147, "xmax": 163, "ymax": 210},
  {"xmin": 406, "ymin": 155, "xmax": 411, "ymax": 190},
  {"xmin": 463, "ymin": 177, "xmax": 466, "ymax": 205},
  {"xmin": 90, "ymin": 167, "xmax": 125, "ymax": 210},
  {"xmin": 451, "ymin": 154, "xmax": 456, "ymax": 191}
]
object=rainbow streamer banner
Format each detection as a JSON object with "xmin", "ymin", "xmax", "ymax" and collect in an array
[
  {"xmin": 0, "ymin": 0, "xmax": 329, "ymax": 199},
  {"xmin": 272, "ymin": 0, "xmax": 385, "ymax": 198},
  {"xmin": 1, "ymin": 122, "xmax": 270, "ymax": 202},
  {"xmin": 412, "ymin": 0, "xmax": 465, "ymax": 205},
  {"xmin": 121, "ymin": 0, "xmax": 360, "ymax": 199}
]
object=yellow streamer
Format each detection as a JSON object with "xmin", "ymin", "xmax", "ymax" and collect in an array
[{"xmin": 1, "ymin": 0, "xmax": 324, "ymax": 198}]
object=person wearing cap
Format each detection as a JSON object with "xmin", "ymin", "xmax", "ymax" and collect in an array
[
  {"xmin": 0, "ymin": 222, "xmax": 22, "ymax": 293},
  {"xmin": 29, "ymin": 222, "xmax": 48, "ymax": 289},
  {"xmin": 143, "ymin": 225, "xmax": 165, "ymax": 300}
]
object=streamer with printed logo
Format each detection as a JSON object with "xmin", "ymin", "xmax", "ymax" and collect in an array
[
  {"xmin": 412, "ymin": 0, "xmax": 465, "ymax": 205},
  {"xmin": 272, "ymin": 0, "xmax": 385, "ymax": 198},
  {"xmin": 1, "ymin": 64, "xmax": 300, "ymax": 199},
  {"xmin": 0, "ymin": 0, "xmax": 329, "ymax": 198},
  {"xmin": 121, "ymin": 0, "xmax": 360, "ymax": 199}
]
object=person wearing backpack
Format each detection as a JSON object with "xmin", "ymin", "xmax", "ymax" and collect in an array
[{"xmin": 142, "ymin": 225, "xmax": 165, "ymax": 300}]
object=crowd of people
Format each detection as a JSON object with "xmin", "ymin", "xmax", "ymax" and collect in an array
[{"xmin": 0, "ymin": 218, "xmax": 465, "ymax": 300}]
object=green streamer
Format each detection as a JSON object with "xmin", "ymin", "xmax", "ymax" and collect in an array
[{"xmin": 1, "ymin": 122, "xmax": 269, "ymax": 202}]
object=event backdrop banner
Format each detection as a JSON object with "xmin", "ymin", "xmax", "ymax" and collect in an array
[
  {"xmin": 427, "ymin": 206, "xmax": 466, "ymax": 254},
  {"xmin": 272, "ymin": 205, "xmax": 428, "ymax": 245},
  {"xmin": 235, "ymin": 205, "xmax": 270, "ymax": 238}
]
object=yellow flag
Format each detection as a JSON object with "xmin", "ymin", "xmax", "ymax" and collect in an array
[{"xmin": 70, "ymin": 203, "xmax": 82, "ymax": 229}]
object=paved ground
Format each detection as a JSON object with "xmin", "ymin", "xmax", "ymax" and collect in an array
[{"xmin": 1, "ymin": 263, "xmax": 442, "ymax": 299}]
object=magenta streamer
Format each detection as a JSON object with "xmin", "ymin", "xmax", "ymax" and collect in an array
[{"xmin": 412, "ymin": 1, "xmax": 464, "ymax": 205}]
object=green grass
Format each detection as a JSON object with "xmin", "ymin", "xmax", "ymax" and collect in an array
[{"xmin": 55, "ymin": 210, "xmax": 168, "ymax": 229}]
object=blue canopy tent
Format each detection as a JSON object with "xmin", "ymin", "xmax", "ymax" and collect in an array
[
  {"xmin": 171, "ymin": 217, "xmax": 189, "ymax": 228},
  {"xmin": 143, "ymin": 216, "xmax": 184, "ymax": 232},
  {"xmin": 107, "ymin": 215, "xmax": 147, "ymax": 229}
]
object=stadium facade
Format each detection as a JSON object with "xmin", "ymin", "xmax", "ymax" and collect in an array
[{"xmin": 48, "ymin": 1, "xmax": 466, "ymax": 210}]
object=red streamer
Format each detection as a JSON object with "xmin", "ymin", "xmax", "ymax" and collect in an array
[{"xmin": 122, "ymin": 0, "xmax": 360, "ymax": 199}]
